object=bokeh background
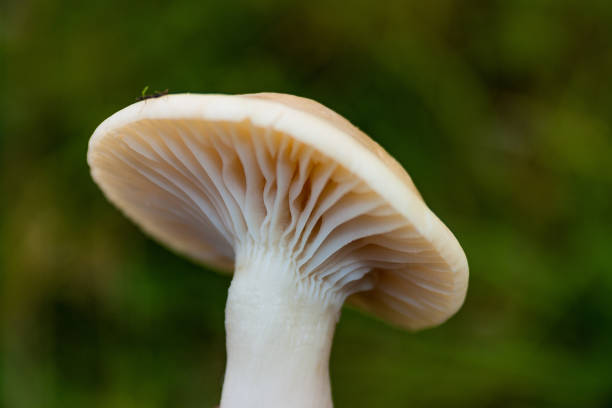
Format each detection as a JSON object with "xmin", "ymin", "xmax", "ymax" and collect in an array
[{"xmin": 2, "ymin": 1, "xmax": 612, "ymax": 407}]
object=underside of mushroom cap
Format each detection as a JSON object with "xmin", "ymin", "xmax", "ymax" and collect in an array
[{"xmin": 88, "ymin": 93, "xmax": 469, "ymax": 330}]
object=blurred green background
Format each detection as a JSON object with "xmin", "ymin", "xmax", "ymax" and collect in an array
[{"xmin": 2, "ymin": 0, "xmax": 612, "ymax": 407}]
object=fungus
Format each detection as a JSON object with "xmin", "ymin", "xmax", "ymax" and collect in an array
[{"xmin": 87, "ymin": 93, "xmax": 468, "ymax": 408}]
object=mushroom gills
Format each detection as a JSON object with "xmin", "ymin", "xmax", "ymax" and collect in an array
[{"xmin": 93, "ymin": 118, "xmax": 438, "ymax": 305}]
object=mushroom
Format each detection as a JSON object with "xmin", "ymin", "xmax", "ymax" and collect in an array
[{"xmin": 87, "ymin": 93, "xmax": 468, "ymax": 408}]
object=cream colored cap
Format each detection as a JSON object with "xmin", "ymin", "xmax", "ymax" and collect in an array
[{"xmin": 88, "ymin": 93, "xmax": 468, "ymax": 330}]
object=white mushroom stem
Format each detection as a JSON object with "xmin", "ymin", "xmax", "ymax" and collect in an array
[{"xmin": 220, "ymin": 243, "xmax": 345, "ymax": 408}]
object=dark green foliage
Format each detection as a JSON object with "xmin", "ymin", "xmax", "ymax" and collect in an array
[{"xmin": 2, "ymin": 0, "xmax": 612, "ymax": 406}]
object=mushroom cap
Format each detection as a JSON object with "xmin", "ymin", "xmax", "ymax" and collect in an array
[{"xmin": 88, "ymin": 93, "xmax": 468, "ymax": 330}]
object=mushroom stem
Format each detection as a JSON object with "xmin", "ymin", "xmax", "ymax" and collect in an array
[{"xmin": 220, "ymin": 244, "xmax": 342, "ymax": 408}]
